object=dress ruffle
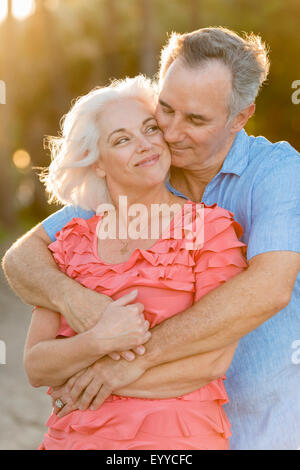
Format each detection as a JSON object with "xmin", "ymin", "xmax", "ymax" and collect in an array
[
  {"xmin": 45, "ymin": 389, "xmax": 231, "ymax": 443},
  {"xmin": 49, "ymin": 202, "xmax": 246, "ymax": 304},
  {"xmin": 43, "ymin": 201, "xmax": 247, "ymax": 448}
]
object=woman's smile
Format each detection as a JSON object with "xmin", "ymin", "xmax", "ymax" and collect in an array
[{"xmin": 134, "ymin": 153, "xmax": 160, "ymax": 167}]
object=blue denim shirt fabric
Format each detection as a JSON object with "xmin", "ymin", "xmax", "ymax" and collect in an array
[{"xmin": 42, "ymin": 129, "xmax": 300, "ymax": 449}]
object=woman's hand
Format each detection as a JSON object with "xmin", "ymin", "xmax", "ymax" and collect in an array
[
  {"xmin": 51, "ymin": 355, "xmax": 147, "ymax": 417},
  {"xmin": 90, "ymin": 290, "xmax": 151, "ymax": 356}
]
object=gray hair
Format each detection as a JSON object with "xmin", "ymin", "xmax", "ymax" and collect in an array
[
  {"xmin": 159, "ymin": 27, "xmax": 270, "ymax": 118},
  {"xmin": 41, "ymin": 75, "xmax": 157, "ymax": 211}
]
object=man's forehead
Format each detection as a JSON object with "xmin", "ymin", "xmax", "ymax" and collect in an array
[
  {"xmin": 158, "ymin": 59, "xmax": 231, "ymax": 109},
  {"xmin": 161, "ymin": 58, "xmax": 231, "ymax": 89}
]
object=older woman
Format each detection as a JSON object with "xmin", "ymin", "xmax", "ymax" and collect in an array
[{"xmin": 24, "ymin": 76, "xmax": 247, "ymax": 450}]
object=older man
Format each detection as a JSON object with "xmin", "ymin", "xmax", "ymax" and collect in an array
[{"xmin": 3, "ymin": 27, "xmax": 300, "ymax": 450}]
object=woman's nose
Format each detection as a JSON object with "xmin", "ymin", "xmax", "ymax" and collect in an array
[{"xmin": 136, "ymin": 135, "xmax": 152, "ymax": 152}]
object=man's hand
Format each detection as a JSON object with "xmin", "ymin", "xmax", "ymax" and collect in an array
[{"xmin": 51, "ymin": 355, "xmax": 147, "ymax": 417}]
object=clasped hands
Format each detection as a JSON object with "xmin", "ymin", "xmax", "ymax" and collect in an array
[
  {"xmin": 51, "ymin": 290, "xmax": 151, "ymax": 417},
  {"xmin": 51, "ymin": 353, "xmax": 147, "ymax": 417}
]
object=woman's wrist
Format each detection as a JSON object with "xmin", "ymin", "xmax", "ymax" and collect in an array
[{"xmin": 85, "ymin": 328, "xmax": 116, "ymax": 357}]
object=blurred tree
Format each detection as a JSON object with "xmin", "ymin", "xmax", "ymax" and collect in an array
[
  {"xmin": 0, "ymin": 0, "xmax": 299, "ymax": 234},
  {"xmin": 103, "ymin": 0, "xmax": 120, "ymax": 79},
  {"xmin": 139, "ymin": 0, "xmax": 156, "ymax": 76},
  {"xmin": 189, "ymin": 0, "xmax": 201, "ymax": 30},
  {"xmin": 0, "ymin": 0, "xmax": 16, "ymax": 228}
]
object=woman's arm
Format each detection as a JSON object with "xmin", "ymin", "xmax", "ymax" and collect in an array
[
  {"xmin": 24, "ymin": 296, "xmax": 150, "ymax": 388},
  {"xmin": 24, "ymin": 307, "xmax": 108, "ymax": 388}
]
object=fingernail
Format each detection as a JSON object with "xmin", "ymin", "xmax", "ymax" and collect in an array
[{"xmin": 126, "ymin": 352, "xmax": 135, "ymax": 360}]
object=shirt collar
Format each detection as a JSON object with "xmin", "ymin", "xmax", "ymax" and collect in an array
[{"xmin": 219, "ymin": 128, "xmax": 250, "ymax": 176}]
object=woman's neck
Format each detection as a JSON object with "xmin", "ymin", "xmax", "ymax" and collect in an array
[
  {"xmin": 109, "ymin": 181, "xmax": 183, "ymax": 213},
  {"xmin": 105, "ymin": 181, "xmax": 185, "ymax": 241}
]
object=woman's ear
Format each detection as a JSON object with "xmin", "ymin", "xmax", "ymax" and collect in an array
[{"xmin": 92, "ymin": 161, "xmax": 106, "ymax": 178}]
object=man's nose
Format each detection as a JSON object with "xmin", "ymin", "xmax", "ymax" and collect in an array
[{"xmin": 163, "ymin": 116, "xmax": 185, "ymax": 144}]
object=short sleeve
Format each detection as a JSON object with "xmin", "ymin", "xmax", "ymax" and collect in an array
[
  {"xmin": 247, "ymin": 156, "xmax": 300, "ymax": 261},
  {"xmin": 42, "ymin": 205, "xmax": 95, "ymax": 242},
  {"xmin": 193, "ymin": 207, "xmax": 248, "ymax": 302}
]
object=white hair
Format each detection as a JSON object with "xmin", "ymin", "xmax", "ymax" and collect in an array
[{"xmin": 41, "ymin": 75, "xmax": 158, "ymax": 211}]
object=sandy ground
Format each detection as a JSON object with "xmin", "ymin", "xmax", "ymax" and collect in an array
[{"xmin": 0, "ymin": 243, "xmax": 52, "ymax": 450}]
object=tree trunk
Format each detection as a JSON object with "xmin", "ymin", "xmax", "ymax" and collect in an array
[
  {"xmin": 0, "ymin": 0, "xmax": 16, "ymax": 227},
  {"xmin": 139, "ymin": 0, "xmax": 156, "ymax": 77},
  {"xmin": 189, "ymin": 0, "xmax": 201, "ymax": 31}
]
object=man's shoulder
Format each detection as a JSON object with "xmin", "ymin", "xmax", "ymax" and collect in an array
[
  {"xmin": 246, "ymin": 133, "xmax": 300, "ymax": 177},
  {"xmin": 42, "ymin": 205, "xmax": 96, "ymax": 242},
  {"xmin": 248, "ymin": 133, "xmax": 299, "ymax": 162}
]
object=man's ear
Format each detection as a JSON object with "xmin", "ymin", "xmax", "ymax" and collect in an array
[
  {"xmin": 231, "ymin": 103, "xmax": 256, "ymax": 133},
  {"xmin": 92, "ymin": 161, "xmax": 106, "ymax": 178}
]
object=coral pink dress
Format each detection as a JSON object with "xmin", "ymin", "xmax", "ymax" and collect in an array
[{"xmin": 39, "ymin": 201, "xmax": 247, "ymax": 450}]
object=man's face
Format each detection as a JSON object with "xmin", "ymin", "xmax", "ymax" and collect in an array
[{"xmin": 156, "ymin": 59, "xmax": 236, "ymax": 171}]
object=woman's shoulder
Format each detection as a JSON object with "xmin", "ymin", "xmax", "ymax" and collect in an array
[
  {"xmin": 47, "ymin": 215, "xmax": 100, "ymax": 269},
  {"xmin": 49, "ymin": 215, "xmax": 99, "ymax": 246}
]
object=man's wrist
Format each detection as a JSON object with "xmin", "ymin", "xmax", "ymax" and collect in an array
[
  {"xmin": 54, "ymin": 273, "xmax": 80, "ymax": 314},
  {"xmin": 134, "ymin": 345, "xmax": 160, "ymax": 371}
]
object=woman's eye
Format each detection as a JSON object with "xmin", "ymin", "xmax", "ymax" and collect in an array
[{"xmin": 115, "ymin": 137, "xmax": 129, "ymax": 145}]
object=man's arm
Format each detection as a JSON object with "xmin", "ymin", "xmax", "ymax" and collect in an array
[
  {"xmin": 56, "ymin": 250, "xmax": 299, "ymax": 412},
  {"xmin": 51, "ymin": 341, "xmax": 238, "ymax": 416},
  {"xmin": 142, "ymin": 250, "xmax": 299, "ymax": 367},
  {"xmin": 116, "ymin": 342, "xmax": 238, "ymax": 398},
  {"xmin": 141, "ymin": 153, "xmax": 300, "ymax": 367},
  {"xmin": 2, "ymin": 223, "xmax": 111, "ymax": 332}
]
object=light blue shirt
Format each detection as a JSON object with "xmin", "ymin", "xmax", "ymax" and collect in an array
[{"xmin": 42, "ymin": 129, "xmax": 300, "ymax": 450}]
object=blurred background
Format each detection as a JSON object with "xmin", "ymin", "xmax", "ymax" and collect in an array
[{"xmin": 0, "ymin": 0, "xmax": 299, "ymax": 449}]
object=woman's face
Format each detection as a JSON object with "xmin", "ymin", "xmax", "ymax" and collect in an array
[{"xmin": 95, "ymin": 98, "xmax": 171, "ymax": 193}]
